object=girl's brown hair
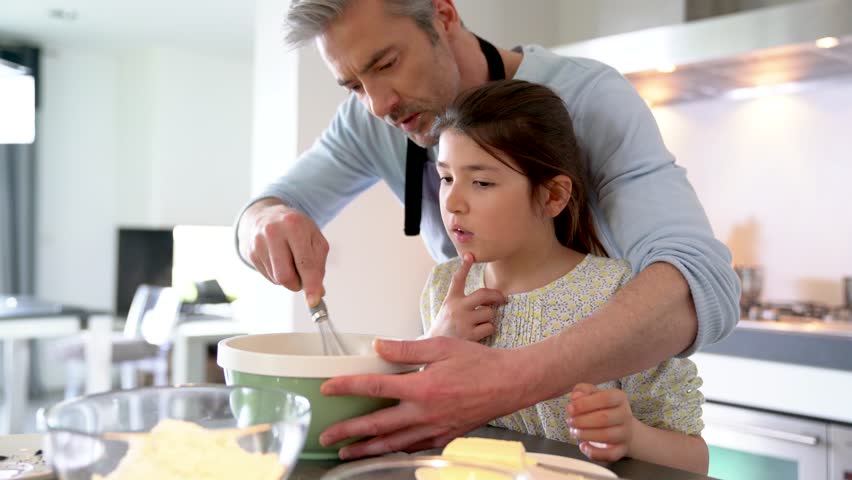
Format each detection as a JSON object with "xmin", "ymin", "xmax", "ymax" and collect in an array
[{"xmin": 431, "ymin": 79, "xmax": 606, "ymax": 256}]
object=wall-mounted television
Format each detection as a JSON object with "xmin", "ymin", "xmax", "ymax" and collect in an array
[{"xmin": 115, "ymin": 228, "xmax": 173, "ymax": 317}]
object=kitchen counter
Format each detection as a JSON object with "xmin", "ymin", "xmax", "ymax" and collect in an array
[
  {"xmin": 288, "ymin": 426, "xmax": 714, "ymax": 480},
  {"xmin": 701, "ymin": 318, "xmax": 852, "ymax": 372}
]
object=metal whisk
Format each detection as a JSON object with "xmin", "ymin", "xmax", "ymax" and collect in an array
[{"xmin": 308, "ymin": 298, "xmax": 348, "ymax": 356}]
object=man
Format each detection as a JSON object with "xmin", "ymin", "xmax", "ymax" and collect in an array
[{"xmin": 236, "ymin": 0, "xmax": 740, "ymax": 460}]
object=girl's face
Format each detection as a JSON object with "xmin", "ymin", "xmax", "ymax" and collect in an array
[{"xmin": 437, "ymin": 131, "xmax": 551, "ymax": 262}]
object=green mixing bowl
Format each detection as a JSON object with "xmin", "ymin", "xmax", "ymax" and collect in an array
[{"xmin": 217, "ymin": 332, "xmax": 419, "ymax": 460}]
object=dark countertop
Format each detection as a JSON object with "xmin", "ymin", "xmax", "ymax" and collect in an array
[
  {"xmin": 701, "ymin": 319, "xmax": 852, "ymax": 371},
  {"xmin": 288, "ymin": 426, "xmax": 715, "ymax": 480}
]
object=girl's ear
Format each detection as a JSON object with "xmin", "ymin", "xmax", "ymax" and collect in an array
[{"xmin": 541, "ymin": 175, "xmax": 573, "ymax": 218}]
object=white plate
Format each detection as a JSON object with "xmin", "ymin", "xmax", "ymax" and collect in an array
[
  {"xmin": 528, "ymin": 452, "xmax": 617, "ymax": 479},
  {"xmin": 0, "ymin": 434, "xmax": 53, "ymax": 480},
  {"xmin": 414, "ymin": 452, "xmax": 617, "ymax": 479}
]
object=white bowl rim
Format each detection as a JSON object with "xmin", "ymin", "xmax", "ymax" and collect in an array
[{"xmin": 217, "ymin": 332, "xmax": 421, "ymax": 378}]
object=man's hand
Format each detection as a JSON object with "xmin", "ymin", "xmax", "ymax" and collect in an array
[
  {"xmin": 428, "ymin": 253, "xmax": 506, "ymax": 341},
  {"xmin": 566, "ymin": 383, "xmax": 636, "ymax": 462},
  {"xmin": 317, "ymin": 336, "xmax": 538, "ymax": 459},
  {"xmin": 238, "ymin": 198, "xmax": 329, "ymax": 306}
]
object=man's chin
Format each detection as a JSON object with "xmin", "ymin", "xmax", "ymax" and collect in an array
[{"xmin": 406, "ymin": 131, "xmax": 438, "ymax": 148}]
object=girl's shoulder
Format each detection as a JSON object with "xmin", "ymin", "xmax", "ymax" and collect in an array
[{"xmin": 578, "ymin": 255, "xmax": 633, "ymax": 283}]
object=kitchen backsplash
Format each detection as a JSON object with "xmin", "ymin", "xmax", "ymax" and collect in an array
[{"xmin": 652, "ymin": 80, "xmax": 852, "ymax": 306}]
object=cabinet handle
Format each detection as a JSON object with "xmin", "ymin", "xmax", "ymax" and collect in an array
[{"xmin": 708, "ymin": 422, "xmax": 821, "ymax": 446}]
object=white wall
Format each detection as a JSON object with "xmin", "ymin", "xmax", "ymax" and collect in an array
[
  {"xmin": 32, "ymin": 44, "xmax": 252, "ymax": 309},
  {"xmin": 455, "ymin": 0, "xmax": 560, "ymax": 48},
  {"xmin": 36, "ymin": 47, "xmax": 119, "ymax": 308},
  {"xmin": 556, "ymin": 0, "xmax": 685, "ymax": 45},
  {"xmin": 653, "ymin": 83, "xmax": 852, "ymax": 305},
  {"xmin": 136, "ymin": 48, "xmax": 253, "ymax": 227}
]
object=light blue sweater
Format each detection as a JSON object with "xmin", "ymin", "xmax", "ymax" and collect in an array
[{"xmin": 240, "ymin": 45, "xmax": 740, "ymax": 355}]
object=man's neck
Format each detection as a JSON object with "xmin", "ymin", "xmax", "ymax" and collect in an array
[{"xmin": 453, "ymin": 30, "xmax": 523, "ymax": 91}]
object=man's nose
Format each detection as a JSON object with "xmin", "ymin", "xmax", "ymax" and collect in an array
[{"xmin": 364, "ymin": 82, "xmax": 399, "ymax": 119}]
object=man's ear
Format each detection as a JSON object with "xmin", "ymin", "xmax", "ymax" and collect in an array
[
  {"xmin": 433, "ymin": 0, "xmax": 461, "ymax": 35},
  {"xmin": 540, "ymin": 175, "xmax": 573, "ymax": 218}
]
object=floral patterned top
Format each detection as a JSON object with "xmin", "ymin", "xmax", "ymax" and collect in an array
[{"xmin": 420, "ymin": 254, "xmax": 705, "ymax": 442}]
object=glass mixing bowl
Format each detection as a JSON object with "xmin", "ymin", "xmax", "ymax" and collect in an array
[{"xmin": 42, "ymin": 384, "xmax": 310, "ymax": 480}]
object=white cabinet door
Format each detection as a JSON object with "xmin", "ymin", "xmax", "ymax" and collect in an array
[{"xmin": 703, "ymin": 402, "xmax": 828, "ymax": 480}]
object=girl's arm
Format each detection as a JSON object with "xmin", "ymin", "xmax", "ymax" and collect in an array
[
  {"xmin": 627, "ymin": 419, "xmax": 708, "ymax": 474},
  {"xmin": 567, "ymin": 384, "xmax": 708, "ymax": 475}
]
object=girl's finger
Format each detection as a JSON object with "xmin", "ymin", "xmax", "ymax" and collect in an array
[
  {"xmin": 579, "ymin": 441, "xmax": 628, "ymax": 463},
  {"xmin": 569, "ymin": 389, "xmax": 626, "ymax": 416},
  {"xmin": 571, "ymin": 424, "xmax": 630, "ymax": 444},
  {"xmin": 572, "ymin": 383, "xmax": 598, "ymax": 397},
  {"xmin": 465, "ymin": 288, "xmax": 507, "ymax": 309},
  {"xmin": 448, "ymin": 253, "xmax": 475, "ymax": 297},
  {"xmin": 470, "ymin": 305, "xmax": 497, "ymax": 324},
  {"xmin": 569, "ymin": 407, "xmax": 630, "ymax": 429}
]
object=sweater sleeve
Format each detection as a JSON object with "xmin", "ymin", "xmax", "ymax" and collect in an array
[
  {"xmin": 619, "ymin": 358, "xmax": 705, "ymax": 436},
  {"xmin": 234, "ymin": 96, "xmax": 401, "ymax": 267},
  {"xmin": 574, "ymin": 66, "xmax": 740, "ymax": 355}
]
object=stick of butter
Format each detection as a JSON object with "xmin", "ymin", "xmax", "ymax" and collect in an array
[
  {"xmin": 428, "ymin": 437, "xmax": 533, "ymax": 480},
  {"xmin": 442, "ymin": 437, "xmax": 530, "ymax": 471}
]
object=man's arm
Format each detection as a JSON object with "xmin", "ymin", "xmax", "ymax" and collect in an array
[
  {"xmin": 528, "ymin": 262, "xmax": 695, "ymax": 400},
  {"xmin": 319, "ymin": 267, "xmax": 694, "ymax": 461},
  {"xmin": 572, "ymin": 63, "xmax": 740, "ymax": 355},
  {"xmin": 234, "ymin": 98, "xmax": 387, "ymax": 280}
]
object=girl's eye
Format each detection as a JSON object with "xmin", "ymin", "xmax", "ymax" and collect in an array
[
  {"xmin": 439, "ymin": 176, "xmax": 453, "ymax": 184},
  {"xmin": 473, "ymin": 181, "xmax": 493, "ymax": 187}
]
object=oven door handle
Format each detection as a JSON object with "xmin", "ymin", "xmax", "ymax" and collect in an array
[{"xmin": 708, "ymin": 422, "xmax": 821, "ymax": 446}]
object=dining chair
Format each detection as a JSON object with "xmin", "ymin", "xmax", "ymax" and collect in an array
[{"xmin": 55, "ymin": 284, "xmax": 183, "ymax": 398}]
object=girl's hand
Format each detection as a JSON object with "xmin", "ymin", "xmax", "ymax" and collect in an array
[
  {"xmin": 428, "ymin": 253, "xmax": 506, "ymax": 342},
  {"xmin": 566, "ymin": 383, "xmax": 636, "ymax": 462}
]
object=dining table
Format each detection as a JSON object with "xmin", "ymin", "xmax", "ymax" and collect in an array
[
  {"xmin": 0, "ymin": 296, "xmax": 113, "ymax": 434},
  {"xmin": 288, "ymin": 425, "xmax": 718, "ymax": 480}
]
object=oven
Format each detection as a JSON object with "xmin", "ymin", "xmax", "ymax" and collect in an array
[{"xmin": 694, "ymin": 352, "xmax": 852, "ymax": 480}]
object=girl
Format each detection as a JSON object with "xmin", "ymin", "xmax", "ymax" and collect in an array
[{"xmin": 420, "ymin": 80, "xmax": 708, "ymax": 474}]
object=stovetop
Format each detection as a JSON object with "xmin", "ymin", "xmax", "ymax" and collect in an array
[{"xmin": 745, "ymin": 300, "xmax": 852, "ymax": 323}]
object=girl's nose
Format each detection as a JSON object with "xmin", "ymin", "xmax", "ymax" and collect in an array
[{"xmin": 444, "ymin": 185, "xmax": 466, "ymax": 214}]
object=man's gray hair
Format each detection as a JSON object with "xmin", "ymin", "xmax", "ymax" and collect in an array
[{"xmin": 284, "ymin": 0, "xmax": 438, "ymax": 47}]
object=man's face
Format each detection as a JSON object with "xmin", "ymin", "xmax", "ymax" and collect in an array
[{"xmin": 317, "ymin": 0, "xmax": 461, "ymax": 147}]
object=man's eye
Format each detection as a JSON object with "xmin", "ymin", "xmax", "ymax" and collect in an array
[
  {"xmin": 349, "ymin": 84, "xmax": 363, "ymax": 93},
  {"xmin": 378, "ymin": 58, "xmax": 396, "ymax": 71}
]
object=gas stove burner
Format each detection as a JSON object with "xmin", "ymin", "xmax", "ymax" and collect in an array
[
  {"xmin": 747, "ymin": 301, "xmax": 832, "ymax": 322},
  {"xmin": 824, "ymin": 307, "xmax": 852, "ymax": 323}
]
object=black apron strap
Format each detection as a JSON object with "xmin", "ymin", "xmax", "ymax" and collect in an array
[
  {"xmin": 477, "ymin": 35, "xmax": 506, "ymax": 81},
  {"xmin": 403, "ymin": 35, "xmax": 505, "ymax": 236},
  {"xmin": 404, "ymin": 138, "xmax": 426, "ymax": 235}
]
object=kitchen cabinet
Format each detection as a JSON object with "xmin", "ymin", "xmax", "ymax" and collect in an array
[{"xmin": 693, "ymin": 323, "xmax": 852, "ymax": 479}]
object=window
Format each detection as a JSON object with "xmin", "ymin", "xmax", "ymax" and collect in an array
[{"xmin": 0, "ymin": 59, "xmax": 35, "ymax": 145}]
